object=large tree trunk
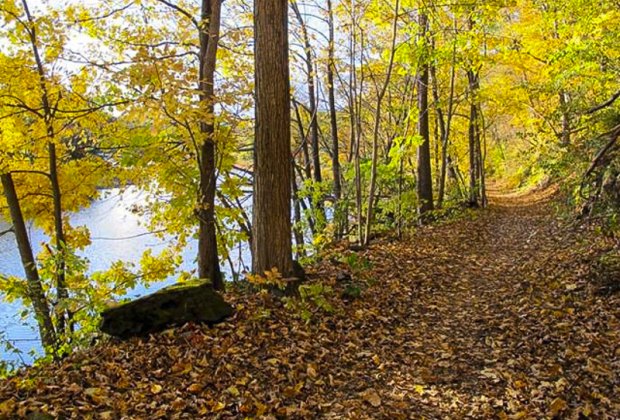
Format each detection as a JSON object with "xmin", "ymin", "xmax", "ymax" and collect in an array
[
  {"xmin": 1, "ymin": 173, "xmax": 57, "ymax": 351},
  {"xmin": 252, "ymin": 0, "xmax": 295, "ymax": 277},
  {"xmin": 416, "ymin": 11, "xmax": 434, "ymax": 217},
  {"xmin": 197, "ymin": 0, "xmax": 224, "ymax": 290}
]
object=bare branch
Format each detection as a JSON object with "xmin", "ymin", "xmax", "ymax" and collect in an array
[{"xmin": 0, "ymin": 227, "xmax": 14, "ymax": 237}]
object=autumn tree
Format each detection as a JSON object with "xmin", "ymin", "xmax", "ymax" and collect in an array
[{"xmin": 0, "ymin": 0, "xmax": 124, "ymax": 353}]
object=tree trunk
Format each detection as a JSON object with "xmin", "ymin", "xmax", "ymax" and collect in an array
[
  {"xmin": 467, "ymin": 69, "xmax": 480, "ymax": 207},
  {"xmin": 47, "ymin": 142, "xmax": 71, "ymax": 335},
  {"xmin": 1, "ymin": 173, "xmax": 57, "ymax": 351},
  {"xmin": 327, "ymin": 0, "xmax": 342, "ymax": 238},
  {"xmin": 291, "ymin": 163, "xmax": 306, "ymax": 259},
  {"xmin": 416, "ymin": 11, "xmax": 434, "ymax": 217},
  {"xmin": 197, "ymin": 0, "xmax": 224, "ymax": 290},
  {"xmin": 559, "ymin": 91, "xmax": 571, "ymax": 146},
  {"xmin": 436, "ymin": 23, "xmax": 457, "ymax": 208},
  {"xmin": 292, "ymin": 98, "xmax": 313, "ymax": 181},
  {"xmin": 252, "ymin": 0, "xmax": 295, "ymax": 277},
  {"xmin": 363, "ymin": 0, "xmax": 399, "ymax": 245},
  {"xmin": 22, "ymin": 0, "xmax": 70, "ymax": 334},
  {"xmin": 291, "ymin": 1, "xmax": 321, "ymax": 184}
]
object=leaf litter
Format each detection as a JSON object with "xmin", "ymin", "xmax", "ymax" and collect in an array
[{"xmin": 0, "ymin": 189, "xmax": 618, "ymax": 418}]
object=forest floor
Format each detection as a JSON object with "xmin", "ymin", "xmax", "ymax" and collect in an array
[{"xmin": 1, "ymin": 187, "xmax": 619, "ymax": 419}]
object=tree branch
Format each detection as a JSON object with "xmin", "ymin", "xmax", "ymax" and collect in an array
[
  {"xmin": 586, "ymin": 90, "xmax": 620, "ymax": 114},
  {"xmin": 0, "ymin": 227, "xmax": 14, "ymax": 237},
  {"xmin": 154, "ymin": 0, "xmax": 199, "ymax": 29}
]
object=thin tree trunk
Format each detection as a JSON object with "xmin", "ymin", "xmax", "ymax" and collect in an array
[
  {"xmin": 467, "ymin": 68, "xmax": 480, "ymax": 207},
  {"xmin": 416, "ymin": 11, "xmax": 434, "ymax": 217},
  {"xmin": 436, "ymin": 24, "xmax": 457, "ymax": 207},
  {"xmin": 327, "ymin": 0, "xmax": 342, "ymax": 238},
  {"xmin": 293, "ymin": 163, "xmax": 317, "ymax": 235},
  {"xmin": 478, "ymin": 105, "xmax": 488, "ymax": 207},
  {"xmin": 348, "ymin": 1, "xmax": 364, "ymax": 243},
  {"xmin": 291, "ymin": 162, "xmax": 306, "ymax": 258},
  {"xmin": 291, "ymin": 1, "xmax": 321, "ymax": 184},
  {"xmin": 22, "ymin": 0, "xmax": 70, "ymax": 333},
  {"xmin": 48, "ymin": 142, "xmax": 69, "ymax": 334},
  {"xmin": 292, "ymin": 98, "xmax": 313, "ymax": 181},
  {"xmin": 559, "ymin": 91, "xmax": 571, "ymax": 146},
  {"xmin": 252, "ymin": 0, "xmax": 295, "ymax": 277},
  {"xmin": 363, "ymin": 0, "xmax": 399, "ymax": 245},
  {"xmin": 1, "ymin": 173, "xmax": 57, "ymax": 351},
  {"xmin": 197, "ymin": 0, "xmax": 224, "ymax": 290}
]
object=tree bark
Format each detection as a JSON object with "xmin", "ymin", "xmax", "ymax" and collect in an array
[
  {"xmin": 363, "ymin": 0, "xmax": 399, "ymax": 245},
  {"xmin": 252, "ymin": 0, "xmax": 295, "ymax": 277},
  {"xmin": 1, "ymin": 173, "xmax": 57, "ymax": 351},
  {"xmin": 291, "ymin": 1, "xmax": 321, "ymax": 184},
  {"xmin": 467, "ymin": 68, "xmax": 480, "ymax": 207},
  {"xmin": 436, "ymin": 22, "xmax": 457, "ymax": 208},
  {"xmin": 326, "ymin": 0, "xmax": 342, "ymax": 238},
  {"xmin": 22, "ymin": 0, "xmax": 70, "ymax": 333},
  {"xmin": 559, "ymin": 91, "xmax": 571, "ymax": 146},
  {"xmin": 197, "ymin": 0, "xmax": 224, "ymax": 290},
  {"xmin": 416, "ymin": 11, "xmax": 434, "ymax": 217},
  {"xmin": 291, "ymin": 162, "xmax": 306, "ymax": 258},
  {"xmin": 48, "ymin": 142, "xmax": 69, "ymax": 333}
]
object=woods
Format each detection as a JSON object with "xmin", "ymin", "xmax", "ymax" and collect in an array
[{"xmin": 0, "ymin": 0, "xmax": 619, "ymax": 416}]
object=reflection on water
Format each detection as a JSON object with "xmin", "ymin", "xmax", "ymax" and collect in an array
[{"xmin": 0, "ymin": 187, "xmax": 248, "ymax": 365}]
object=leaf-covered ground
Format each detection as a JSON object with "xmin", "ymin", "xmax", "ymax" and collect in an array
[{"xmin": 1, "ymin": 189, "xmax": 619, "ymax": 418}]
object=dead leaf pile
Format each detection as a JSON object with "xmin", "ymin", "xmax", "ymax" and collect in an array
[{"xmin": 0, "ymin": 189, "xmax": 618, "ymax": 418}]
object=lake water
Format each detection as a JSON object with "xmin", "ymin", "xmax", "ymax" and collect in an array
[{"xmin": 0, "ymin": 188, "xmax": 249, "ymax": 366}]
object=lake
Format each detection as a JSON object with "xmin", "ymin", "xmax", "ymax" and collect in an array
[{"xmin": 0, "ymin": 187, "xmax": 250, "ymax": 366}]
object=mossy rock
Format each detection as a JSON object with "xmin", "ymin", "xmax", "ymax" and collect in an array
[{"xmin": 100, "ymin": 281, "xmax": 233, "ymax": 338}]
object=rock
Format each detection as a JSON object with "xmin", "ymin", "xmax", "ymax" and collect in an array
[{"xmin": 100, "ymin": 281, "xmax": 233, "ymax": 338}]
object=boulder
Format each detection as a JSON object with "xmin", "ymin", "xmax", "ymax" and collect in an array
[{"xmin": 100, "ymin": 281, "xmax": 233, "ymax": 338}]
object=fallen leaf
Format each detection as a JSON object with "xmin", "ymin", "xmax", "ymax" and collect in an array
[{"xmin": 361, "ymin": 388, "xmax": 381, "ymax": 407}]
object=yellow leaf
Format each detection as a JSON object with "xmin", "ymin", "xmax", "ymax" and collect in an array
[
  {"xmin": 0, "ymin": 398, "xmax": 16, "ymax": 415},
  {"xmin": 150, "ymin": 384, "xmax": 163, "ymax": 394},
  {"xmin": 212, "ymin": 401, "xmax": 226, "ymax": 412},
  {"xmin": 414, "ymin": 384, "xmax": 425, "ymax": 395},
  {"xmin": 255, "ymin": 401, "xmax": 267, "ymax": 416},
  {"xmin": 549, "ymin": 398, "xmax": 567, "ymax": 416},
  {"xmin": 226, "ymin": 385, "xmax": 240, "ymax": 397}
]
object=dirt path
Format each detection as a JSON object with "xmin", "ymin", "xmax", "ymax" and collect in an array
[
  {"xmin": 343, "ymin": 188, "xmax": 619, "ymax": 418},
  {"xmin": 1, "ymin": 189, "xmax": 618, "ymax": 418}
]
